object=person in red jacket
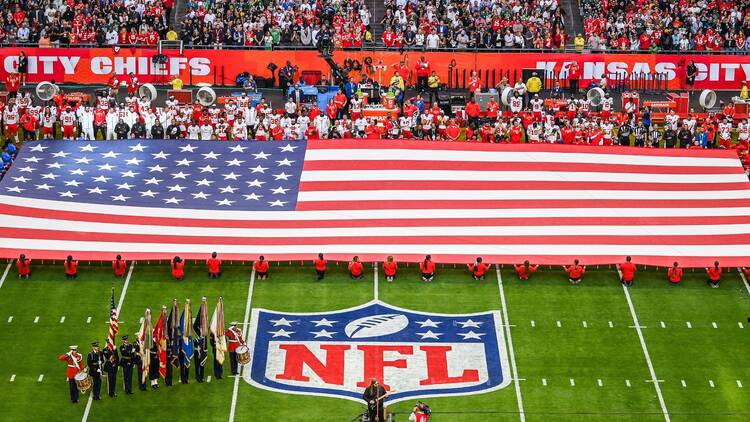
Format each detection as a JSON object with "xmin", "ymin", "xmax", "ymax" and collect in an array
[
  {"xmin": 254, "ymin": 255, "xmax": 269, "ymax": 280},
  {"xmin": 171, "ymin": 256, "xmax": 185, "ymax": 280},
  {"xmin": 225, "ymin": 321, "xmax": 244, "ymax": 375},
  {"xmin": 564, "ymin": 259, "xmax": 585, "ymax": 284},
  {"xmin": 667, "ymin": 261, "xmax": 683, "ymax": 285},
  {"xmin": 314, "ymin": 253, "xmax": 327, "ymax": 281},
  {"xmin": 17, "ymin": 253, "xmax": 30, "ymax": 279},
  {"xmin": 420, "ymin": 255, "xmax": 436, "ymax": 282},
  {"xmin": 112, "ymin": 255, "xmax": 127, "ymax": 277},
  {"xmin": 58, "ymin": 345, "xmax": 85, "ymax": 403},
  {"xmin": 383, "ymin": 256, "xmax": 397, "ymax": 282},
  {"xmin": 207, "ymin": 252, "xmax": 221, "ymax": 279},
  {"xmin": 619, "ymin": 256, "xmax": 637, "ymax": 287},
  {"xmin": 515, "ymin": 260, "xmax": 538, "ymax": 280},
  {"xmin": 349, "ymin": 256, "xmax": 364, "ymax": 280},
  {"xmin": 64, "ymin": 255, "xmax": 78, "ymax": 280},
  {"xmin": 706, "ymin": 261, "xmax": 721, "ymax": 288},
  {"xmin": 468, "ymin": 257, "xmax": 490, "ymax": 280},
  {"xmin": 743, "ymin": 266, "xmax": 750, "ymax": 280}
]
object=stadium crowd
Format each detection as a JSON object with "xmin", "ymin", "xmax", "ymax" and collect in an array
[
  {"xmin": 0, "ymin": 0, "xmax": 171, "ymax": 46},
  {"xmin": 581, "ymin": 0, "xmax": 750, "ymax": 52}
]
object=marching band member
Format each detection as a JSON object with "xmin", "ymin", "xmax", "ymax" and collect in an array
[
  {"xmin": 58, "ymin": 345, "xmax": 86, "ymax": 403},
  {"xmin": 225, "ymin": 321, "xmax": 244, "ymax": 375}
]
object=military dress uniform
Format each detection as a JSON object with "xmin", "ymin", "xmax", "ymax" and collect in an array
[
  {"xmin": 102, "ymin": 346, "xmax": 119, "ymax": 397},
  {"xmin": 194, "ymin": 336, "xmax": 207, "ymax": 383},
  {"xmin": 210, "ymin": 334, "xmax": 223, "ymax": 380},
  {"xmin": 179, "ymin": 346, "xmax": 190, "ymax": 384},
  {"xmin": 58, "ymin": 346, "xmax": 85, "ymax": 403},
  {"xmin": 86, "ymin": 342, "xmax": 104, "ymax": 400},
  {"xmin": 148, "ymin": 345, "xmax": 160, "ymax": 388},
  {"xmin": 225, "ymin": 323, "xmax": 244, "ymax": 375},
  {"xmin": 164, "ymin": 345, "xmax": 174, "ymax": 387},
  {"xmin": 133, "ymin": 342, "xmax": 147, "ymax": 391},
  {"xmin": 119, "ymin": 336, "xmax": 135, "ymax": 394}
]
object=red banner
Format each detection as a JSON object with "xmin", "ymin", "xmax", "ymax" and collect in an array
[{"xmin": 0, "ymin": 47, "xmax": 748, "ymax": 91}]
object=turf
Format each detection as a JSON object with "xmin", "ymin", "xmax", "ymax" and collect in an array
[{"xmin": 0, "ymin": 260, "xmax": 748, "ymax": 422}]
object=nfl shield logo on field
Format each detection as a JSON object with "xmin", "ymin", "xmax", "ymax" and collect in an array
[{"xmin": 244, "ymin": 301, "xmax": 511, "ymax": 404}]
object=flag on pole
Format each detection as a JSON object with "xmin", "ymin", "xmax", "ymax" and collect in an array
[
  {"xmin": 167, "ymin": 299, "xmax": 180, "ymax": 368},
  {"xmin": 106, "ymin": 288, "xmax": 118, "ymax": 351},
  {"xmin": 193, "ymin": 297, "xmax": 209, "ymax": 368},
  {"xmin": 210, "ymin": 297, "xmax": 227, "ymax": 364},
  {"xmin": 180, "ymin": 299, "xmax": 193, "ymax": 367},
  {"xmin": 138, "ymin": 308, "xmax": 153, "ymax": 383},
  {"xmin": 154, "ymin": 306, "xmax": 167, "ymax": 378}
]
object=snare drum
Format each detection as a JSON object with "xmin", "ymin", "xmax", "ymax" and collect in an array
[
  {"xmin": 236, "ymin": 345, "xmax": 251, "ymax": 365},
  {"xmin": 74, "ymin": 371, "xmax": 92, "ymax": 393}
]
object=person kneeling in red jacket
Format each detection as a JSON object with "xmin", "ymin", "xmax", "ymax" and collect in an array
[
  {"xmin": 171, "ymin": 256, "xmax": 185, "ymax": 280},
  {"xmin": 515, "ymin": 260, "xmax": 538, "ymax": 280}
]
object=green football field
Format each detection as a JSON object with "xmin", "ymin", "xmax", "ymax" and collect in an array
[{"xmin": 0, "ymin": 260, "xmax": 748, "ymax": 422}]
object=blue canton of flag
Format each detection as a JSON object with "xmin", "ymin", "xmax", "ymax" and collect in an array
[{"xmin": 0, "ymin": 140, "xmax": 307, "ymax": 211}]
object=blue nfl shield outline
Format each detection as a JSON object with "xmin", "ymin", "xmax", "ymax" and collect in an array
[{"xmin": 244, "ymin": 300, "xmax": 511, "ymax": 405}]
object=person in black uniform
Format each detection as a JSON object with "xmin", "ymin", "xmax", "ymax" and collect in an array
[
  {"xmin": 114, "ymin": 119, "xmax": 130, "ymax": 139},
  {"xmin": 102, "ymin": 344, "xmax": 119, "ymax": 398},
  {"xmin": 677, "ymin": 124, "xmax": 693, "ymax": 148},
  {"xmin": 165, "ymin": 122, "xmax": 180, "ymax": 139},
  {"xmin": 149, "ymin": 344, "xmax": 160, "ymax": 389},
  {"xmin": 617, "ymin": 122, "xmax": 632, "ymax": 146},
  {"xmin": 133, "ymin": 341, "xmax": 147, "ymax": 391},
  {"xmin": 362, "ymin": 378, "xmax": 388, "ymax": 422},
  {"xmin": 151, "ymin": 121, "xmax": 165, "ymax": 139},
  {"xmin": 119, "ymin": 335, "xmax": 135, "ymax": 394},
  {"xmin": 663, "ymin": 126, "xmax": 677, "ymax": 148},
  {"xmin": 87, "ymin": 342, "xmax": 104, "ymax": 400},
  {"xmin": 164, "ymin": 345, "xmax": 174, "ymax": 386},
  {"xmin": 131, "ymin": 120, "xmax": 146, "ymax": 139},
  {"xmin": 179, "ymin": 346, "xmax": 190, "ymax": 384},
  {"xmin": 194, "ymin": 335, "xmax": 207, "ymax": 383},
  {"xmin": 210, "ymin": 333, "xmax": 223, "ymax": 380}
]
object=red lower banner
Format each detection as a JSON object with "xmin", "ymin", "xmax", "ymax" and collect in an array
[{"xmin": 0, "ymin": 47, "xmax": 748, "ymax": 91}]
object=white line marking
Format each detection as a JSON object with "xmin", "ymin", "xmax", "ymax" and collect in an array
[
  {"xmin": 738, "ymin": 268, "xmax": 750, "ymax": 297},
  {"xmin": 681, "ymin": 380, "xmax": 687, "ymax": 388},
  {"xmin": 709, "ymin": 380, "xmax": 715, "ymax": 388},
  {"xmin": 33, "ymin": 316, "xmax": 39, "ymax": 323},
  {"xmin": 60, "ymin": 316, "xmax": 65, "ymax": 323},
  {"xmin": 0, "ymin": 262, "xmax": 11, "ymax": 289},
  {"xmin": 625, "ymin": 379, "xmax": 631, "ymax": 387},
  {"xmin": 530, "ymin": 320, "xmax": 535, "ymax": 327},
  {"xmin": 82, "ymin": 262, "xmax": 134, "ymax": 422},
  {"xmin": 620, "ymin": 270, "xmax": 670, "ymax": 422},
  {"xmin": 373, "ymin": 264, "xmax": 379, "ymax": 301},
  {"xmin": 569, "ymin": 378, "xmax": 575, "ymax": 386},
  {"xmin": 86, "ymin": 317, "xmax": 91, "ymax": 324},
  {"xmin": 597, "ymin": 379, "xmax": 603, "ymax": 387},
  {"xmin": 229, "ymin": 269, "xmax": 257, "ymax": 422},
  {"xmin": 37, "ymin": 374, "xmax": 44, "ymax": 382},
  {"xmin": 660, "ymin": 321, "xmax": 666, "ymax": 328},
  {"xmin": 556, "ymin": 320, "xmax": 561, "ymax": 327},
  {"xmin": 582, "ymin": 320, "xmax": 588, "ymax": 328},
  {"xmin": 207, "ymin": 376, "xmax": 212, "ymax": 383},
  {"xmin": 496, "ymin": 267, "xmax": 525, "ymax": 422},
  {"xmin": 739, "ymin": 322, "xmax": 745, "ymax": 329},
  {"xmin": 608, "ymin": 321, "xmax": 613, "ymax": 328},
  {"xmin": 7, "ymin": 316, "xmax": 12, "ymax": 323},
  {"xmin": 646, "ymin": 380, "xmax": 664, "ymax": 383},
  {"xmin": 712, "ymin": 322, "xmax": 718, "ymax": 328},
  {"xmin": 737, "ymin": 380, "xmax": 743, "ymax": 388},
  {"xmin": 542, "ymin": 378, "xmax": 547, "ymax": 386},
  {"xmin": 10, "ymin": 374, "xmax": 15, "ymax": 382},
  {"xmin": 686, "ymin": 322, "xmax": 692, "ymax": 328}
]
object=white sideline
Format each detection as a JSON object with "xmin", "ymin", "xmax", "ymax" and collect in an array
[
  {"xmin": 373, "ymin": 264, "xmax": 379, "ymax": 301},
  {"xmin": 0, "ymin": 262, "xmax": 12, "ymax": 289},
  {"xmin": 229, "ymin": 268, "xmax": 256, "ymax": 422},
  {"xmin": 496, "ymin": 266, "xmax": 525, "ymax": 422},
  {"xmin": 619, "ymin": 269, "xmax": 670, "ymax": 422},
  {"xmin": 737, "ymin": 268, "xmax": 750, "ymax": 296},
  {"xmin": 82, "ymin": 262, "xmax": 135, "ymax": 422}
]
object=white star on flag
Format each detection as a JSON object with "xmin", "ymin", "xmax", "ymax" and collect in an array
[
  {"xmin": 244, "ymin": 193, "xmax": 263, "ymax": 200},
  {"xmin": 7, "ymin": 186, "xmax": 24, "ymax": 193},
  {"xmin": 101, "ymin": 151, "xmax": 120, "ymax": 159},
  {"xmin": 202, "ymin": 151, "xmax": 221, "ymax": 159},
  {"xmin": 179, "ymin": 144, "xmax": 197, "ymax": 153},
  {"xmin": 216, "ymin": 198, "xmax": 235, "ymax": 206},
  {"xmin": 195, "ymin": 178, "xmax": 214, "ymax": 187},
  {"xmin": 116, "ymin": 183, "xmax": 134, "ymax": 190},
  {"xmin": 139, "ymin": 190, "xmax": 158, "ymax": 198},
  {"xmin": 125, "ymin": 157, "xmax": 144, "ymax": 165},
  {"xmin": 129, "ymin": 143, "xmax": 147, "ymax": 152},
  {"xmin": 25, "ymin": 156, "xmax": 41, "ymax": 163},
  {"xmin": 167, "ymin": 184, "xmax": 185, "ymax": 192},
  {"xmin": 252, "ymin": 151, "xmax": 271, "ymax": 160},
  {"xmin": 120, "ymin": 170, "xmax": 138, "ymax": 178},
  {"xmin": 274, "ymin": 172, "xmax": 292, "ymax": 181},
  {"xmin": 229, "ymin": 144, "xmax": 247, "ymax": 153},
  {"xmin": 276, "ymin": 158, "xmax": 295, "ymax": 166},
  {"xmin": 416, "ymin": 330, "xmax": 443, "ymax": 340},
  {"xmin": 457, "ymin": 331, "xmax": 485, "ymax": 340},
  {"xmin": 246, "ymin": 179, "xmax": 265, "ymax": 187},
  {"xmin": 171, "ymin": 171, "xmax": 189, "ymax": 179},
  {"xmin": 144, "ymin": 177, "xmax": 162, "ymax": 185},
  {"xmin": 279, "ymin": 144, "xmax": 297, "ymax": 152},
  {"xmin": 29, "ymin": 144, "xmax": 48, "ymax": 152},
  {"xmin": 268, "ymin": 200, "xmax": 287, "ymax": 207},
  {"xmin": 12, "ymin": 176, "xmax": 29, "ymax": 183},
  {"xmin": 269, "ymin": 317, "xmax": 297, "ymax": 327},
  {"xmin": 79, "ymin": 144, "xmax": 96, "ymax": 152},
  {"xmin": 175, "ymin": 158, "xmax": 194, "ymax": 166},
  {"xmin": 310, "ymin": 318, "xmax": 338, "ymax": 327},
  {"xmin": 64, "ymin": 180, "xmax": 82, "ymax": 187},
  {"xmin": 35, "ymin": 183, "xmax": 53, "ymax": 190},
  {"xmin": 269, "ymin": 329, "xmax": 294, "ymax": 338},
  {"xmin": 164, "ymin": 197, "xmax": 183, "ymax": 204},
  {"xmin": 47, "ymin": 162, "xmax": 64, "ymax": 169},
  {"xmin": 222, "ymin": 172, "xmax": 240, "ymax": 180},
  {"xmin": 416, "ymin": 319, "xmax": 442, "ymax": 328},
  {"xmin": 148, "ymin": 165, "xmax": 166, "ymax": 172},
  {"xmin": 311, "ymin": 329, "xmax": 337, "ymax": 338},
  {"xmin": 52, "ymin": 151, "xmax": 71, "ymax": 158},
  {"xmin": 271, "ymin": 187, "xmax": 290, "ymax": 194},
  {"xmin": 88, "ymin": 187, "xmax": 106, "ymax": 194},
  {"xmin": 59, "ymin": 191, "xmax": 78, "ymax": 198},
  {"xmin": 93, "ymin": 176, "xmax": 110, "ymax": 183},
  {"xmin": 70, "ymin": 168, "xmax": 87, "ymax": 175},
  {"xmin": 152, "ymin": 151, "xmax": 170, "ymax": 159},
  {"xmin": 98, "ymin": 163, "xmax": 115, "ymax": 171},
  {"xmin": 225, "ymin": 158, "xmax": 245, "ymax": 167},
  {"xmin": 192, "ymin": 192, "xmax": 210, "ymax": 199},
  {"xmin": 457, "ymin": 319, "xmax": 483, "ymax": 329},
  {"xmin": 18, "ymin": 166, "xmax": 35, "ymax": 173},
  {"xmin": 41, "ymin": 173, "xmax": 58, "ymax": 180},
  {"xmin": 74, "ymin": 157, "xmax": 92, "ymax": 164},
  {"xmin": 250, "ymin": 165, "xmax": 268, "ymax": 173},
  {"xmin": 219, "ymin": 185, "xmax": 238, "ymax": 193},
  {"xmin": 199, "ymin": 165, "xmax": 217, "ymax": 173}
]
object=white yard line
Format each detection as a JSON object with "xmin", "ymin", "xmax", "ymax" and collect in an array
[
  {"xmin": 608, "ymin": 320, "xmax": 613, "ymax": 328},
  {"xmin": 86, "ymin": 317, "xmax": 91, "ymax": 324},
  {"xmin": 738, "ymin": 268, "xmax": 750, "ymax": 296},
  {"xmin": 0, "ymin": 262, "xmax": 12, "ymax": 289},
  {"xmin": 37, "ymin": 374, "xmax": 44, "ymax": 382},
  {"xmin": 737, "ymin": 380, "xmax": 743, "ymax": 388},
  {"xmin": 33, "ymin": 316, "xmax": 39, "ymax": 323},
  {"xmin": 229, "ymin": 268, "xmax": 256, "ymax": 422},
  {"xmin": 10, "ymin": 374, "xmax": 15, "ymax": 382},
  {"xmin": 373, "ymin": 264, "xmax": 379, "ymax": 301},
  {"xmin": 569, "ymin": 378, "xmax": 575, "ymax": 386},
  {"xmin": 686, "ymin": 322, "xmax": 692, "ymax": 328},
  {"xmin": 495, "ymin": 266, "xmax": 525, "ymax": 422},
  {"xmin": 82, "ymin": 262, "xmax": 134, "ymax": 422},
  {"xmin": 625, "ymin": 379, "xmax": 631, "ymax": 387},
  {"xmin": 60, "ymin": 316, "xmax": 65, "ymax": 324},
  {"xmin": 7, "ymin": 316, "xmax": 12, "ymax": 323},
  {"xmin": 619, "ymin": 271, "xmax": 670, "ymax": 422}
]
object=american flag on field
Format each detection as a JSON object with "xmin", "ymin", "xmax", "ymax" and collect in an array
[
  {"xmin": 0, "ymin": 139, "xmax": 748, "ymax": 266},
  {"xmin": 107, "ymin": 287, "xmax": 118, "ymax": 351}
]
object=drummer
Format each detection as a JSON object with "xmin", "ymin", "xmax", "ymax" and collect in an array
[
  {"xmin": 225, "ymin": 321, "xmax": 244, "ymax": 375},
  {"xmin": 58, "ymin": 345, "xmax": 86, "ymax": 403}
]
